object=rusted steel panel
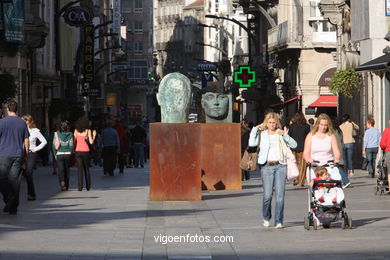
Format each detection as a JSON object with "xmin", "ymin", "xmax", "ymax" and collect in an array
[
  {"xmin": 200, "ymin": 123, "xmax": 242, "ymax": 190},
  {"xmin": 150, "ymin": 123, "xmax": 202, "ymax": 201}
]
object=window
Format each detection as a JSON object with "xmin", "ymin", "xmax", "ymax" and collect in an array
[
  {"xmin": 310, "ymin": 21, "xmax": 336, "ymax": 32},
  {"xmin": 134, "ymin": 0, "xmax": 142, "ymax": 13},
  {"xmin": 122, "ymin": 0, "xmax": 131, "ymax": 12},
  {"xmin": 134, "ymin": 41, "xmax": 143, "ymax": 55},
  {"xmin": 215, "ymin": 0, "xmax": 219, "ymax": 13},
  {"xmin": 134, "ymin": 21, "xmax": 143, "ymax": 34},
  {"xmin": 310, "ymin": 1, "xmax": 319, "ymax": 17},
  {"xmin": 127, "ymin": 60, "xmax": 148, "ymax": 79},
  {"xmin": 125, "ymin": 40, "xmax": 131, "ymax": 52},
  {"xmin": 126, "ymin": 21, "xmax": 132, "ymax": 32}
]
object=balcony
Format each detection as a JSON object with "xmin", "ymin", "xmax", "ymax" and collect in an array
[
  {"xmin": 267, "ymin": 21, "xmax": 301, "ymax": 52},
  {"xmin": 312, "ymin": 31, "xmax": 336, "ymax": 43}
]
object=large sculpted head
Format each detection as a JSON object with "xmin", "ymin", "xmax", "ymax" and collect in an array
[
  {"xmin": 156, "ymin": 72, "xmax": 192, "ymax": 123},
  {"xmin": 201, "ymin": 86, "xmax": 229, "ymax": 123}
]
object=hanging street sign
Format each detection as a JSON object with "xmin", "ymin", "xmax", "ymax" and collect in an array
[
  {"xmin": 63, "ymin": 6, "xmax": 92, "ymax": 27},
  {"xmin": 197, "ymin": 61, "xmax": 217, "ymax": 72},
  {"xmin": 234, "ymin": 66, "xmax": 256, "ymax": 88}
]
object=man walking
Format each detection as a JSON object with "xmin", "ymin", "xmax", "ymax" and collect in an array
[
  {"xmin": 131, "ymin": 121, "xmax": 147, "ymax": 168},
  {"xmin": 101, "ymin": 120, "xmax": 120, "ymax": 176},
  {"xmin": 0, "ymin": 100, "xmax": 30, "ymax": 214}
]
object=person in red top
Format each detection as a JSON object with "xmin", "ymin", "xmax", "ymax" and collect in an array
[
  {"xmin": 310, "ymin": 166, "xmax": 339, "ymax": 204},
  {"xmin": 380, "ymin": 121, "xmax": 390, "ymax": 185}
]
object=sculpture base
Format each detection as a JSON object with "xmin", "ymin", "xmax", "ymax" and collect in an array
[
  {"xmin": 150, "ymin": 123, "xmax": 202, "ymax": 201},
  {"xmin": 200, "ymin": 123, "xmax": 241, "ymax": 190}
]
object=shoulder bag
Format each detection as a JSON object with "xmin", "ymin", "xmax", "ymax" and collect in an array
[{"xmin": 240, "ymin": 130, "xmax": 261, "ymax": 172}]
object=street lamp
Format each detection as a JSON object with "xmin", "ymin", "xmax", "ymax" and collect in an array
[{"xmin": 205, "ymin": 14, "xmax": 255, "ymax": 65}]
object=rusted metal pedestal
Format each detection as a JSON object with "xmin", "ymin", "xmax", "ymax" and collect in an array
[
  {"xmin": 200, "ymin": 123, "xmax": 241, "ymax": 191},
  {"xmin": 150, "ymin": 123, "xmax": 202, "ymax": 201}
]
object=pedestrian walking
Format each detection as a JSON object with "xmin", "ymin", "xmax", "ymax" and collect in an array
[
  {"xmin": 0, "ymin": 100, "xmax": 30, "ymax": 214},
  {"xmin": 131, "ymin": 121, "xmax": 147, "ymax": 168},
  {"xmin": 74, "ymin": 116, "xmax": 96, "ymax": 191},
  {"xmin": 21, "ymin": 114, "xmax": 47, "ymax": 201},
  {"xmin": 288, "ymin": 112, "xmax": 310, "ymax": 186},
  {"xmin": 114, "ymin": 119, "xmax": 126, "ymax": 174},
  {"xmin": 248, "ymin": 112, "xmax": 297, "ymax": 229},
  {"xmin": 240, "ymin": 119, "xmax": 251, "ymax": 181},
  {"xmin": 333, "ymin": 119, "xmax": 351, "ymax": 188},
  {"xmin": 363, "ymin": 119, "xmax": 381, "ymax": 178},
  {"xmin": 380, "ymin": 120, "xmax": 390, "ymax": 186},
  {"xmin": 303, "ymin": 113, "xmax": 341, "ymax": 181},
  {"xmin": 101, "ymin": 120, "xmax": 120, "ymax": 176},
  {"xmin": 53, "ymin": 121, "xmax": 74, "ymax": 191},
  {"xmin": 339, "ymin": 114, "xmax": 360, "ymax": 177},
  {"xmin": 308, "ymin": 118, "xmax": 315, "ymax": 130}
]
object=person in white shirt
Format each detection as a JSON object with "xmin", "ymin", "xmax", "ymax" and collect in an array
[{"xmin": 21, "ymin": 114, "xmax": 47, "ymax": 201}]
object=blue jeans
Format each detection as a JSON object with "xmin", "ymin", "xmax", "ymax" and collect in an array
[
  {"xmin": 261, "ymin": 163, "xmax": 287, "ymax": 225},
  {"xmin": 338, "ymin": 166, "xmax": 350, "ymax": 185},
  {"xmin": 366, "ymin": 147, "xmax": 378, "ymax": 173},
  {"xmin": 134, "ymin": 143, "xmax": 145, "ymax": 167},
  {"xmin": 343, "ymin": 143, "xmax": 354, "ymax": 171},
  {"xmin": 0, "ymin": 156, "xmax": 23, "ymax": 207}
]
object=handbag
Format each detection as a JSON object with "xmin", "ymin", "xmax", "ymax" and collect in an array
[
  {"xmin": 286, "ymin": 158, "xmax": 299, "ymax": 181},
  {"xmin": 240, "ymin": 150, "xmax": 258, "ymax": 171},
  {"xmin": 240, "ymin": 128, "xmax": 262, "ymax": 171},
  {"xmin": 278, "ymin": 135, "xmax": 299, "ymax": 181}
]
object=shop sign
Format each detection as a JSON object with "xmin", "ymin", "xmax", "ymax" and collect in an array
[
  {"xmin": 83, "ymin": 25, "xmax": 94, "ymax": 83},
  {"xmin": 63, "ymin": 6, "xmax": 92, "ymax": 27}
]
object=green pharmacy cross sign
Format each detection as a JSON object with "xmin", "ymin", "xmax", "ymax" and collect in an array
[{"xmin": 234, "ymin": 66, "xmax": 256, "ymax": 88}]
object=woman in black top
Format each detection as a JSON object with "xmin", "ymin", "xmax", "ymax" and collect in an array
[{"xmin": 288, "ymin": 112, "xmax": 311, "ymax": 186}]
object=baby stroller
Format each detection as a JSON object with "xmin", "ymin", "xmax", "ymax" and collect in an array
[
  {"xmin": 304, "ymin": 160, "xmax": 352, "ymax": 230},
  {"xmin": 375, "ymin": 153, "xmax": 388, "ymax": 195}
]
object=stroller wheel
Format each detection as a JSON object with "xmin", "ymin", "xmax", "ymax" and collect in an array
[
  {"xmin": 322, "ymin": 222, "xmax": 331, "ymax": 229},
  {"xmin": 348, "ymin": 217, "xmax": 352, "ymax": 229},
  {"xmin": 313, "ymin": 218, "xmax": 318, "ymax": 230},
  {"xmin": 304, "ymin": 216, "xmax": 310, "ymax": 230},
  {"xmin": 341, "ymin": 217, "xmax": 347, "ymax": 229}
]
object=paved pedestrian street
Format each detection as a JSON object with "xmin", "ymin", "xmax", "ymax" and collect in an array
[{"xmin": 1, "ymin": 164, "xmax": 390, "ymax": 259}]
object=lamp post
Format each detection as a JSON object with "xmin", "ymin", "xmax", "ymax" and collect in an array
[{"xmin": 205, "ymin": 14, "xmax": 255, "ymax": 66}]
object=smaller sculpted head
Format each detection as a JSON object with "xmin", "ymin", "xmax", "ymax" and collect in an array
[
  {"xmin": 201, "ymin": 92, "xmax": 229, "ymax": 120},
  {"xmin": 156, "ymin": 72, "xmax": 191, "ymax": 123}
]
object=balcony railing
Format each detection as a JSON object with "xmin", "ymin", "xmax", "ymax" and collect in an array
[{"xmin": 267, "ymin": 21, "xmax": 301, "ymax": 51}]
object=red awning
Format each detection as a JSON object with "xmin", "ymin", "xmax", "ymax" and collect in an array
[
  {"xmin": 269, "ymin": 96, "xmax": 300, "ymax": 108},
  {"xmin": 308, "ymin": 95, "xmax": 338, "ymax": 107}
]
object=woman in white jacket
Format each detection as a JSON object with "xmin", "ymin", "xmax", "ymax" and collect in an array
[
  {"xmin": 22, "ymin": 114, "xmax": 47, "ymax": 200},
  {"xmin": 249, "ymin": 112, "xmax": 297, "ymax": 229}
]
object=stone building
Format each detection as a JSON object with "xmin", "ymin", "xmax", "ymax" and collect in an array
[{"xmin": 268, "ymin": 0, "xmax": 338, "ymax": 121}]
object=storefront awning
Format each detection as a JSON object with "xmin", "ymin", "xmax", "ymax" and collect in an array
[
  {"xmin": 270, "ymin": 96, "xmax": 300, "ymax": 108},
  {"xmin": 308, "ymin": 95, "xmax": 338, "ymax": 107},
  {"xmin": 355, "ymin": 53, "xmax": 390, "ymax": 72}
]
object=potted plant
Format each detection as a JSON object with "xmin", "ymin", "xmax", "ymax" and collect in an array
[{"xmin": 329, "ymin": 69, "xmax": 362, "ymax": 98}]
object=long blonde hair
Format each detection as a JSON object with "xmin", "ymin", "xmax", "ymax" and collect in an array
[
  {"xmin": 22, "ymin": 114, "xmax": 36, "ymax": 129},
  {"xmin": 262, "ymin": 112, "xmax": 281, "ymax": 130},
  {"xmin": 311, "ymin": 113, "xmax": 334, "ymax": 136}
]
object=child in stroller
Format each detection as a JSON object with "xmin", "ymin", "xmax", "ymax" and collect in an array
[
  {"xmin": 310, "ymin": 166, "xmax": 344, "ymax": 205},
  {"xmin": 304, "ymin": 161, "xmax": 352, "ymax": 230}
]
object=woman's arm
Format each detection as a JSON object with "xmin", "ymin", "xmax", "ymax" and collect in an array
[
  {"xmin": 34, "ymin": 130, "xmax": 48, "ymax": 152},
  {"xmin": 303, "ymin": 133, "xmax": 313, "ymax": 163},
  {"xmin": 282, "ymin": 132, "xmax": 297, "ymax": 149},
  {"xmin": 331, "ymin": 134, "xmax": 341, "ymax": 163},
  {"xmin": 248, "ymin": 126, "xmax": 260, "ymax": 147}
]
